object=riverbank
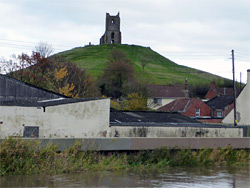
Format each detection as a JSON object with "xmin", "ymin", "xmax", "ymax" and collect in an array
[{"xmin": 0, "ymin": 138, "xmax": 249, "ymax": 176}]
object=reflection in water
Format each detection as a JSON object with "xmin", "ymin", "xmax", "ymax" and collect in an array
[{"xmin": 1, "ymin": 167, "xmax": 249, "ymax": 187}]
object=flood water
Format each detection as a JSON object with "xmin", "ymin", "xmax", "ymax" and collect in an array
[{"xmin": 1, "ymin": 167, "xmax": 249, "ymax": 188}]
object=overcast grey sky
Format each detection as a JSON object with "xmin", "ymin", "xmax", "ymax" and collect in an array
[{"xmin": 0, "ymin": 0, "xmax": 249, "ymax": 82}]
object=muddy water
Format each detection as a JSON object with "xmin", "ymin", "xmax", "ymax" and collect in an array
[{"xmin": 1, "ymin": 167, "xmax": 249, "ymax": 187}]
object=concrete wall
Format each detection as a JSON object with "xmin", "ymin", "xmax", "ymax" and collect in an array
[
  {"xmin": 109, "ymin": 126, "xmax": 243, "ymax": 138},
  {"xmin": 223, "ymin": 70, "xmax": 250, "ymax": 125},
  {"xmin": 0, "ymin": 99, "xmax": 110, "ymax": 138},
  {"xmin": 2, "ymin": 138, "xmax": 249, "ymax": 151}
]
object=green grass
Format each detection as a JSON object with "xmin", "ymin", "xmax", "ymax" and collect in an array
[
  {"xmin": 1, "ymin": 138, "xmax": 249, "ymax": 176},
  {"xmin": 53, "ymin": 44, "xmax": 231, "ymax": 86}
]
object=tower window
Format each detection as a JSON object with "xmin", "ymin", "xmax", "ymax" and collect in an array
[
  {"xmin": 111, "ymin": 19, "xmax": 114, "ymax": 24},
  {"xmin": 111, "ymin": 32, "xmax": 115, "ymax": 38}
]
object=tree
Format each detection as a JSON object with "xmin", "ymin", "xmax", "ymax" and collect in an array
[
  {"xmin": 140, "ymin": 56, "xmax": 150, "ymax": 74},
  {"xmin": 98, "ymin": 50, "xmax": 136, "ymax": 98},
  {"xmin": 6, "ymin": 52, "xmax": 99, "ymax": 98},
  {"xmin": 122, "ymin": 92, "xmax": 148, "ymax": 111},
  {"xmin": 34, "ymin": 42, "xmax": 54, "ymax": 58}
]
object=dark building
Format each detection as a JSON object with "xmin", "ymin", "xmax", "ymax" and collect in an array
[
  {"xmin": 100, "ymin": 12, "xmax": 122, "ymax": 44},
  {"xmin": 0, "ymin": 74, "xmax": 66, "ymax": 102}
]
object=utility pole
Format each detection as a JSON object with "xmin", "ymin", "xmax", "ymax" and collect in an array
[
  {"xmin": 232, "ymin": 50, "xmax": 237, "ymax": 126},
  {"xmin": 240, "ymin": 72, "xmax": 242, "ymax": 92}
]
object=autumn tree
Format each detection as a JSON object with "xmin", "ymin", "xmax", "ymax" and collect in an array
[
  {"xmin": 98, "ymin": 50, "xmax": 136, "ymax": 98},
  {"xmin": 122, "ymin": 92, "xmax": 148, "ymax": 111},
  {"xmin": 6, "ymin": 52, "xmax": 99, "ymax": 98}
]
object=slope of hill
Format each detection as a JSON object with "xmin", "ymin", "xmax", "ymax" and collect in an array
[{"xmin": 53, "ymin": 44, "xmax": 230, "ymax": 86}]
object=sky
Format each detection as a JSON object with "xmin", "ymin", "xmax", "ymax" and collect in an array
[{"xmin": 0, "ymin": 0, "xmax": 249, "ymax": 82}]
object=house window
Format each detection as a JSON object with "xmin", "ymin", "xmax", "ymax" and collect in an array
[
  {"xmin": 217, "ymin": 110, "xmax": 223, "ymax": 117},
  {"xmin": 195, "ymin": 108, "xmax": 200, "ymax": 117},
  {"xmin": 153, "ymin": 98, "xmax": 162, "ymax": 106}
]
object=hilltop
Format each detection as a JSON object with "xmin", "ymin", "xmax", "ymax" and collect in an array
[{"xmin": 53, "ymin": 44, "xmax": 231, "ymax": 86}]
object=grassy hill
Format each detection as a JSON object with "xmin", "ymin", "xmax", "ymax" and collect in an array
[{"xmin": 53, "ymin": 44, "xmax": 231, "ymax": 86}]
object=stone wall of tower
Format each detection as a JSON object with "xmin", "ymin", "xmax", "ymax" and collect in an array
[{"xmin": 100, "ymin": 12, "xmax": 122, "ymax": 44}]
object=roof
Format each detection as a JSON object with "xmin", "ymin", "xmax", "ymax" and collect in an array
[
  {"xmin": 157, "ymin": 98, "xmax": 199, "ymax": 112},
  {"xmin": 0, "ymin": 74, "xmax": 67, "ymax": 101},
  {"xmin": 0, "ymin": 97, "xmax": 105, "ymax": 107},
  {"xmin": 205, "ymin": 81, "xmax": 236, "ymax": 99},
  {"xmin": 148, "ymin": 85, "xmax": 187, "ymax": 98},
  {"xmin": 110, "ymin": 110, "xmax": 234, "ymax": 128},
  {"xmin": 206, "ymin": 95, "xmax": 234, "ymax": 110},
  {"xmin": 110, "ymin": 110, "xmax": 199, "ymax": 125}
]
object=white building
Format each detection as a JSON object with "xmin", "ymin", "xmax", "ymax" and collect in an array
[
  {"xmin": 222, "ymin": 69, "xmax": 250, "ymax": 125},
  {"xmin": 0, "ymin": 98, "xmax": 110, "ymax": 138}
]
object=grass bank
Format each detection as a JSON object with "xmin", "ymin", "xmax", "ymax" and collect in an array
[{"xmin": 1, "ymin": 138, "xmax": 249, "ymax": 176}]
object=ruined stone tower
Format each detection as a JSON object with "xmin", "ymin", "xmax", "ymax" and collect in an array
[{"xmin": 100, "ymin": 12, "xmax": 121, "ymax": 44}]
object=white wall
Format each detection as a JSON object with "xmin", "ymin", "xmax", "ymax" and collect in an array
[
  {"xmin": 0, "ymin": 99, "xmax": 110, "ymax": 138},
  {"xmin": 223, "ymin": 70, "xmax": 250, "ymax": 125},
  {"xmin": 147, "ymin": 98, "xmax": 176, "ymax": 110},
  {"xmin": 110, "ymin": 126, "xmax": 243, "ymax": 138}
]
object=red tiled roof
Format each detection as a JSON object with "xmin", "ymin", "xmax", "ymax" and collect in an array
[
  {"xmin": 158, "ymin": 98, "xmax": 193, "ymax": 112},
  {"xmin": 205, "ymin": 81, "xmax": 235, "ymax": 99},
  {"xmin": 148, "ymin": 85, "xmax": 187, "ymax": 98}
]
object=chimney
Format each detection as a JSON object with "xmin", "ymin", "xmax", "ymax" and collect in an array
[
  {"xmin": 211, "ymin": 81, "xmax": 216, "ymax": 89},
  {"xmin": 248, "ymin": 69, "xmax": 250, "ymax": 85},
  {"xmin": 185, "ymin": 78, "xmax": 189, "ymax": 97},
  {"xmin": 185, "ymin": 78, "xmax": 188, "ymax": 90}
]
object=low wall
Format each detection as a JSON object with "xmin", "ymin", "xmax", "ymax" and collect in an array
[
  {"xmin": 2, "ymin": 138, "xmax": 249, "ymax": 151},
  {"xmin": 109, "ymin": 126, "xmax": 244, "ymax": 138}
]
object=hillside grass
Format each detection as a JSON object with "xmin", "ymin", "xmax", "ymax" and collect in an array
[{"xmin": 53, "ymin": 44, "xmax": 231, "ymax": 86}]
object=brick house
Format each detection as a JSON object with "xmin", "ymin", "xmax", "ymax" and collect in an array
[
  {"xmin": 205, "ymin": 81, "xmax": 234, "ymax": 99},
  {"xmin": 158, "ymin": 98, "xmax": 211, "ymax": 120},
  {"xmin": 206, "ymin": 95, "xmax": 234, "ymax": 123}
]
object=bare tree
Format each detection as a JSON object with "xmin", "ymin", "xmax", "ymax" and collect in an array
[
  {"xmin": 0, "ymin": 54, "xmax": 25, "ymax": 74},
  {"xmin": 34, "ymin": 42, "xmax": 54, "ymax": 58}
]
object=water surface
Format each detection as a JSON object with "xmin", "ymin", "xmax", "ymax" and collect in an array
[{"xmin": 1, "ymin": 166, "xmax": 249, "ymax": 187}]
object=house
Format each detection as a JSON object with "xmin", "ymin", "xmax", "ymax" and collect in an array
[
  {"xmin": 157, "ymin": 98, "xmax": 211, "ymax": 121},
  {"xmin": 205, "ymin": 81, "xmax": 235, "ymax": 100},
  {"xmin": 147, "ymin": 80, "xmax": 189, "ymax": 109},
  {"xmin": 206, "ymin": 95, "xmax": 234, "ymax": 123},
  {"xmin": 223, "ymin": 69, "xmax": 250, "ymax": 125}
]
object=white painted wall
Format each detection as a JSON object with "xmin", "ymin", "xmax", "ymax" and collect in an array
[
  {"xmin": 110, "ymin": 126, "xmax": 243, "ymax": 138},
  {"xmin": 0, "ymin": 99, "xmax": 110, "ymax": 138},
  {"xmin": 223, "ymin": 70, "xmax": 250, "ymax": 125},
  {"xmin": 147, "ymin": 98, "xmax": 176, "ymax": 110}
]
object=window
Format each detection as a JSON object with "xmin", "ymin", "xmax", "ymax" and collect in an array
[
  {"xmin": 153, "ymin": 98, "xmax": 162, "ymax": 106},
  {"xmin": 23, "ymin": 126, "xmax": 39, "ymax": 138},
  {"xmin": 111, "ymin": 32, "xmax": 115, "ymax": 38},
  {"xmin": 111, "ymin": 19, "xmax": 114, "ymax": 24},
  {"xmin": 195, "ymin": 108, "xmax": 200, "ymax": 117},
  {"xmin": 217, "ymin": 110, "xmax": 222, "ymax": 117}
]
